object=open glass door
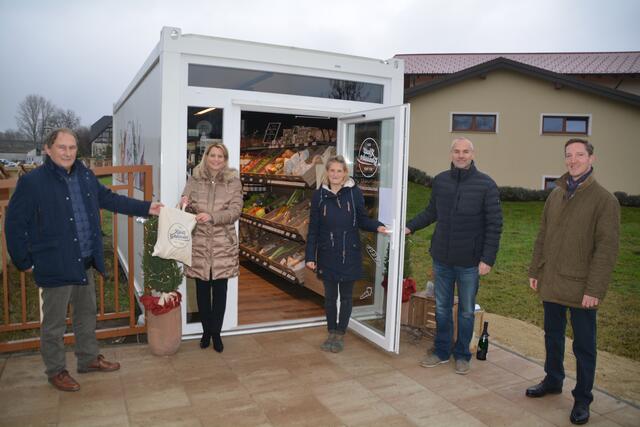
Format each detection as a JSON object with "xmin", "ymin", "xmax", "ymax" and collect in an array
[{"xmin": 338, "ymin": 104, "xmax": 409, "ymax": 353}]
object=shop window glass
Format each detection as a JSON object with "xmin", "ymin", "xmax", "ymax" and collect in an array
[{"xmin": 188, "ymin": 64, "xmax": 383, "ymax": 103}]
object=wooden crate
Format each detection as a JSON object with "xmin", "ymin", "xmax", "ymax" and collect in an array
[
  {"xmin": 408, "ymin": 291, "xmax": 437, "ymax": 329},
  {"xmin": 408, "ymin": 291, "xmax": 485, "ymax": 351}
]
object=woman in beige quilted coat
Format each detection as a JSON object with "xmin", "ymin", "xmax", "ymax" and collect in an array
[{"xmin": 181, "ymin": 142, "xmax": 242, "ymax": 352}]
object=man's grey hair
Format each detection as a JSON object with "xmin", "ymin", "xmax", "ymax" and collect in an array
[
  {"xmin": 450, "ymin": 137, "xmax": 474, "ymax": 151},
  {"xmin": 44, "ymin": 128, "xmax": 78, "ymax": 148}
]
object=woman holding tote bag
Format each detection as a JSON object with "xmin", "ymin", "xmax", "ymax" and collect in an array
[{"xmin": 181, "ymin": 142, "xmax": 242, "ymax": 352}]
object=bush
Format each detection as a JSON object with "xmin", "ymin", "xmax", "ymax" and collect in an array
[
  {"xmin": 499, "ymin": 186, "xmax": 552, "ymax": 202},
  {"xmin": 407, "ymin": 166, "xmax": 433, "ymax": 187},
  {"xmin": 614, "ymin": 192, "xmax": 640, "ymax": 207}
]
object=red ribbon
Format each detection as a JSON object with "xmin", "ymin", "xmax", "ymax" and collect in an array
[{"xmin": 141, "ymin": 291, "xmax": 182, "ymax": 315}]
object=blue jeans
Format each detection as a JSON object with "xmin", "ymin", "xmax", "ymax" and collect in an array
[
  {"xmin": 543, "ymin": 301, "xmax": 597, "ymax": 405},
  {"xmin": 323, "ymin": 280, "xmax": 354, "ymax": 333},
  {"xmin": 433, "ymin": 260, "xmax": 479, "ymax": 362}
]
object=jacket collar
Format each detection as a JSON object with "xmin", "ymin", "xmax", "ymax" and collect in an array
[
  {"xmin": 555, "ymin": 171, "xmax": 596, "ymax": 193},
  {"xmin": 45, "ymin": 156, "xmax": 81, "ymax": 177},
  {"xmin": 193, "ymin": 164, "xmax": 238, "ymax": 182},
  {"xmin": 449, "ymin": 160, "xmax": 477, "ymax": 181},
  {"xmin": 321, "ymin": 177, "xmax": 355, "ymax": 193}
]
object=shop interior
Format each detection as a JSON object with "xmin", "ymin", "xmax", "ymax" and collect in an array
[{"xmin": 185, "ymin": 106, "xmax": 382, "ymax": 328}]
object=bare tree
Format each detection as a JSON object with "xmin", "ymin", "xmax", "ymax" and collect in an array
[
  {"xmin": 16, "ymin": 94, "xmax": 56, "ymax": 150},
  {"xmin": 16, "ymin": 94, "xmax": 43, "ymax": 147},
  {"xmin": 0, "ymin": 129, "xmax": 26, "ymax": 140},
  {"xmin": 38, "ymin": 99, "xmax": 55, "ymax": 143},
  {"xmin": 49, "ymin": 108, "xmax": 81, "ymax": 130}
]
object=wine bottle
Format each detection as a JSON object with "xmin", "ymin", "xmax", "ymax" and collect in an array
[{"xmin": 476, "ymin": 321, "xmax": 489, "ymax": 360}]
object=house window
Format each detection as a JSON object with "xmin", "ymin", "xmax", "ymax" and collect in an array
[
  {"xmin": 451, "ymin": 114, "xmax": 497, "ymax": 132},
  {"xmin": 542, "ymin": 115, "xmax": 589, "ymax": 135},
  {"xmin": 543, "ymin": 176, "xmax": 560, "ymax": 190}
]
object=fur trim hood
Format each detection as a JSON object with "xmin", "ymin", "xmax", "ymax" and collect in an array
[{"xmin": 192, "ymin": 164, "xmax": 239, "ymax": 182}]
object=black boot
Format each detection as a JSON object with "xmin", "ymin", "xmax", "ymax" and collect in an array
[
  {"xmin": 199, "ymin": 333, "xmax": 211, "ymax": 349},
  {"xmin": 213, "ymin": 334, "xmax": 224, "ymax": 353}
]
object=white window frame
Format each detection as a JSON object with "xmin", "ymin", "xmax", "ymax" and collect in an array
[
  {"xmin": 539, "ymin": 113, "xmax": 592, "ymax": 136},
  {"xmin": 449, "ymin": 112, "xmax": 499, "ymax": 133}
]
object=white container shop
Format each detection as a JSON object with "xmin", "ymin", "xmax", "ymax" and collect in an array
[{"xmin": 113, "ymin": 27, "xmax": 410, "ymax": 353}]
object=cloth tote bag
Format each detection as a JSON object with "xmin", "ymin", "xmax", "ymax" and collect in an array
[{"xmin": 152, "ymin": 206, "xmax": 197, "ymax": 266}]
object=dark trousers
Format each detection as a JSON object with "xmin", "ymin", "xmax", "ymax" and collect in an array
[
  {"xmin": 195, "ymin": 278, "xmax": 228, "ymax": 336},
  {"xmin": 40, "ymin": 269, "xmax": 99, "ymax": 377},
  {"xmin": 543, "ymin": 301, "xmax": 597, "ymax": 405},
  {"xmin": 323, "ymin": 280, "xmax": 353, "ymax": 333}
]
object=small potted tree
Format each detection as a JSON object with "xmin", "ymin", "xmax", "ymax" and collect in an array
[{"xmin": 141, "ymin": 216, "xmax": 183, "ymax": 356}]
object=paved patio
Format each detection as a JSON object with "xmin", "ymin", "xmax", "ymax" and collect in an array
[{"xmin": 0, "ymin": 326, "xmax": 637, "ymax": 426}]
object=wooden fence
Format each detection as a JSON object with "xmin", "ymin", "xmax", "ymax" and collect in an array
[{"xmin": 0, "ymin": 164, "xmax": 152, "ymax": 352}]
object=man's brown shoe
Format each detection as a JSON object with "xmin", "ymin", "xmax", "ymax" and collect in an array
[
  {"xmin": 48, "ymin": 370, "xmax": 80, "ymax": 392},
  {"xmin": 77, "ymin": 354, "xmax": 120, "ymax": 373}
]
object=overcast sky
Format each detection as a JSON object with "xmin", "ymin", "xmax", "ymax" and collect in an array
[{"xmin": 0, "ymin": 0, "xmax": 638, "ymax": 131}]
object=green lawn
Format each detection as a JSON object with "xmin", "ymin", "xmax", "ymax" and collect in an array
[{"xmin": 405, "ymin": 182, "xmax": 640, "ymax": 361}]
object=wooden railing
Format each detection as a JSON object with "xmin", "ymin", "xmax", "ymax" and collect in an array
[{"xmin": 0, "ymin": 164, "xmax": 153, "ymax": 352}]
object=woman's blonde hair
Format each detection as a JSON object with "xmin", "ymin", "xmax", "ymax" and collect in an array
[
  {"xmin": 198, "ymin": 142, "xmax": 229, "ymax": 172},
  {"xmin": 321, "ymin": 155, "xmax": 349, "ymax": 186}
]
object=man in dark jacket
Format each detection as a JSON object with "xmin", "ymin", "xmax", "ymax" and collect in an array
[
  {"xmin": 525, "ymin": 139, "xmax": 619, "ymax": 425},
  {"xmin": 5, "ymin": 128, "xmax": 163, "ymax": 392},
  {"xmin": 406, "ymin": 137, "xmax": 502, "ymax": 375}
]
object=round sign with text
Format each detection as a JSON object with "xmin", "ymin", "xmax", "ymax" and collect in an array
[{"xmin": 357, "ymin": 137, "xmax": 380, "ymax": 178}]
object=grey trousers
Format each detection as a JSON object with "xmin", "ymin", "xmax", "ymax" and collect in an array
[{"xmin": 40, "ymin": 269, "xmax": 99, "ymax": 377}]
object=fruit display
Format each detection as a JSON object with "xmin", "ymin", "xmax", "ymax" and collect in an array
[
  {"xmin": 239, "ymin": 227, "xmax": 306, "ymax": 270},
  {"xmin": 240, "ymin": 146, "xmax": 336, "ymax": 183},
  {"xmin": 239, "ymin": 123, "xmax": 338, "ymax": 291}
]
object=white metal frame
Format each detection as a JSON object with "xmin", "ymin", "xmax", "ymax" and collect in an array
[
  {"xmin": 113, "ymin": 26, "xmax": 407, "ymax": 351},
  {"xmin": 337, "ymin": 104, "xmax": 410, "ymax": 353}
]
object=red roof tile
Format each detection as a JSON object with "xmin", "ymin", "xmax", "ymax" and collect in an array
[{"xmin": 394, "ymin": 52, "xmax": 640, "ymax": 75}]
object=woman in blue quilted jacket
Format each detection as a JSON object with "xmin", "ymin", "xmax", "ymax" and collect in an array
[{"xmin": 305, "ymin": 155, "xmax": 387, "ymax": 353}]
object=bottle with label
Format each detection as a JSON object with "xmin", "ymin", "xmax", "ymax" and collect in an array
[{"xmin": 476, "ymin": 321, "xmax": 489, "ymax": 360}]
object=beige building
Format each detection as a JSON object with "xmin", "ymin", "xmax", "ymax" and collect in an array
[{"xmin": 402, "ymin": 58, "xmax": 640, "ymax": 194}]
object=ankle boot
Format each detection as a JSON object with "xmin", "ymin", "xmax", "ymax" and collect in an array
[
  {"xmin": 330, "ymin": 331, "xmax": 345, "ymax": 353},
  {"xmin": 199, "ymin": 333, "xmax": 211, "ymax": 349},
  {"xmin": 212, "ymin": 334, "xmax": 224, "ymax": 353},
  {"xmin": 321, "ymin": 331, "xmax": 336, "ymax": 352}
]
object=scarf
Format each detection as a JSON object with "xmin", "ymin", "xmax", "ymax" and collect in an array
[{"xmin": 566, "ymin": 167, "xmax": 593, "ymax": 199}]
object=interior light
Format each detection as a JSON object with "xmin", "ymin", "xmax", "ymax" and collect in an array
[{"xmin": 194, "ymin": 107, "xmax": 216, "ymax": 116}]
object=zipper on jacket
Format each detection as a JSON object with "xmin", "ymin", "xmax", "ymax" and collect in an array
[
  {"xmin": 324, "ymin": 205, "xmax": 327, "ymax": 216},
  {"xmin": 336, "ymin": 197, "xmax": 341, "ymax": 209},
  {"xmin": 342, "ymin": 231, "xmax": 346, "ymax": 264},
  {"xmin": 330, "ymin": 232, "xmax": 335, "ymax": 247}
]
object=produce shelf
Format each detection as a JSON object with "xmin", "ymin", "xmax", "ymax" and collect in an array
[
  {"xmin": 240, "ymin": 214, "xmax": 306, "ymax": 242},
  {"xmin": 239, "ymin": 244, "xmax": 304, "ymax": 285}
]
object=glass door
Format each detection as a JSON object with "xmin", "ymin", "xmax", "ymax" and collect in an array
[{"xmin": 338, "ymin": 105, "xmax": 409, "ymax": 353}]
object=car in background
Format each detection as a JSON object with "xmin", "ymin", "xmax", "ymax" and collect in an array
[{"xmin": 0, "ymin": 159, "xmax": 18, "ymax": 167}]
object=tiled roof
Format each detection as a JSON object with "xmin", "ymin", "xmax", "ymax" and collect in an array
[
  {"xmin": 394, "ymin": 52, "xmax": 640, "ymax": 75},
  {"xmin": 90, "ymin": 115, "xmax": 112, "ymax": 142},
  {"xmin": 403, "ymin": 57, "xmax": 640, "ymax": 108}
]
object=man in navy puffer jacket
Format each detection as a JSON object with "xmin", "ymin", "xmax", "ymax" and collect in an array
[
  {"xmin": 406, "ymin": 137, "xmax": 502, "ymax": 374},
  {"xmin": 5, "ymin": 128, "xmax": 163, "ymax": 392}
]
